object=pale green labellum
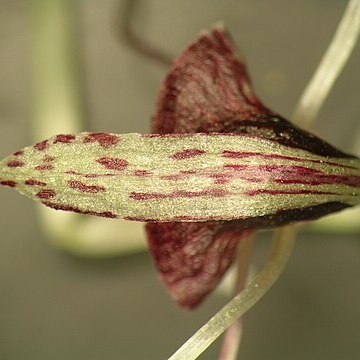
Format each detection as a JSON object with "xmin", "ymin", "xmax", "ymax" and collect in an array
[{"xmin": 0, "ymin": 132, "xmax": 359, "ymax": 222}]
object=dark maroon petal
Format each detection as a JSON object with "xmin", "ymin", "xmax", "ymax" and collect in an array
[
  {"xmin": 152, "ymin": 27, "xmax": 267, "ymax": 134},
  {"xmin": 146, "ymin": 222, "xmax": 252, "ymax": 309},
  {"xmin": 146, "ymin": 27, "xmax": 352, "ymax": 308},
  {"xmin": 152, "ymin": 27, "xmax": 351, "ymax": 158}
]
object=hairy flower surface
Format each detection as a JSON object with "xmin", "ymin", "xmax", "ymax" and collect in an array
[
  {"xmin": 1, "ymin": 132, "xmax": 358, "ymax": 219},
  {"xmin": 0, "ymin": 28, "xmax": 359, "ymax": 308}
]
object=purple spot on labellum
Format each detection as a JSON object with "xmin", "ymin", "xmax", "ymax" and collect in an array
[
  {"xmin": 36, "ymin": 189, "xmax": 56, "ymax": 199},
  {"xmin": 54, "ymin": 134, "xmax": 76, "ymax": 144},
  {"xmin": 171, "ymin": 149, "xmax": 206, "ymax": 160},
  {"xmin": 68, "ymin": 180, "xmax": 105, "ymax": 193},
  {"xmin": 96, "ymin": 157, "xmax": 129, "ymax": 171},
  {"xmin": 34, "ymin": 140, "xmax": 48, "ymax": 151},
  {"xmin": 83, "ymin": 133, "xmax": 119, "ymax": 148},
  {"xmin": 0, "ymin": 180, "xmax": 16, "ymax": 187},
  {"xmin": 7, "ymin": 160, "xmax": 24, "ymax": 168},
  {"xmin": 35, "ymin": 164, "xmax": 54, "ymax": 171},
  {"xmin": 25, "ymin": 179, "xmax": 47, "ymax": 187}
]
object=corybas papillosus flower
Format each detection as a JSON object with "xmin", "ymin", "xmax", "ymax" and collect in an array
[{"xmin": 1, "ymin": 28, "xmax": 360, "ymax": 309}]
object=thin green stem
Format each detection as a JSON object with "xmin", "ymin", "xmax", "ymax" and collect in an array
[
  {"xmin": 292, "ymin": 0, "xmax": 360, "ymax": 127},
  {"xmin": 168, "ymin": 227, "xmax": 295, "ymax": 360},
  {"xmin": 218, "ymin": 233, "xmax": 254, "ymax": 360}
]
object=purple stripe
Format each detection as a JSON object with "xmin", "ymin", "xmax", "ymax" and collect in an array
[
  {"xmin": 130, "ymin": 189, "xmax": 228, "ymax": 201},
  {"xmin": 223, "ymin": 164, "xmax": 360, "ymax": 188},
  {"xmin": 245, "ymin": 189, "xmax": 338, "ymax": 196},
  {"xmin": 65, "ymin": 171, "xmax": 118, "ymax": 178},
  {"xmin": 222, "ymin": 151, "xmax": 356, "ymax": 170},
  {"xmin": 171, "ymin": 149, "xmax": 206, "ymax": 160}
]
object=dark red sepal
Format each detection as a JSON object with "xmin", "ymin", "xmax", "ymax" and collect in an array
[{"xmin": 146, "ymin": 222, "xmax": 252, "ymax": 309}]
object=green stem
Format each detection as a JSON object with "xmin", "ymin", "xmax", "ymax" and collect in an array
[
  {"xmin": 218, "ymin": 233, "xmax": 254, "ymax": 360},
  {"xmin": 169, "ymin": 227, "xmax": 295, "ymax": 360},
  {"xmin": 31, "ymin": 0, "xmax": 84, "ymax": 138},
  {"xmin": 292, "ymin": 0, "xmax": 360, "ymax": 127}
]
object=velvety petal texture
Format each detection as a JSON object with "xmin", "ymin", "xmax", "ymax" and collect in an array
[
  {"xmin": 146, "ymin": 27, "xmax": 355, "ymax": 308},
  {"xmin": 147, "ymin": 223, "xmax": 252, "ymax": 308},
  {"xmin": 151, "ymin": 27, "xmax": 266, "ymax": 134}
]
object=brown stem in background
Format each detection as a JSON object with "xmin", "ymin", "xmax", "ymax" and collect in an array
[{"xmin": 117, "ymin": 0, "xmax": 173, "ymax": 66}]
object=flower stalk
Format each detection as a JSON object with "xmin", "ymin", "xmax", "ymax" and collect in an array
[
  {"xmin": 218, "ymin": 233, "xmax": 254, "ymax": 360},
  {"xmin": 168, "ymin": 226, "xmax": 295, "ymax": 360},
  {"xmin": 292, "ymin": 0, "xmax": 360, "ymax": 127}
]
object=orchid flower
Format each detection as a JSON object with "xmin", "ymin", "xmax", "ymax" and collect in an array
[{"xmin": 1, "ymin": 26, "xmax": 360, "ymax": 317}]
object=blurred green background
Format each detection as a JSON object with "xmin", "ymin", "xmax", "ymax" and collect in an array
[{"xmin": 0, "ymin": 0, "xmax": 360, "ymax": 359}]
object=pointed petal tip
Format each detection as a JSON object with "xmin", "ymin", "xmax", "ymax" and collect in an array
[
  {"xmin": 152, "ymin": 23, "xmax": 267, "ymax": 134},
  {"xmin": 198, "ymin": 21, "xmax": 226, "ymax": 37}
]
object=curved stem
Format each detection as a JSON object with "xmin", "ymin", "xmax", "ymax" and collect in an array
[
  {"xmin": 292, "ymin": 0, "xmax": 360, "ymax": 127},
  {"xmin": 169, "ymin": 226, "xmax": 295, "ymax": 360},
  {"xmin": 117, "ymin": 0, "xmax": 173, "ymax": 66},
  {"xmin": 218, "ymin": 233, "xmax": 254, "ymax": 360}
]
